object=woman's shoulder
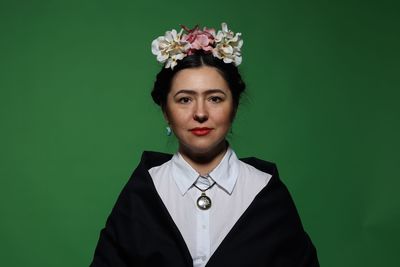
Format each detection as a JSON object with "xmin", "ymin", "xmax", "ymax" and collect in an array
[
  {"xmin": 122, "ymin": 151, "xmax": 173, "ymax": 189},
  {"xmin": 238, "ymin": 156, "xmax": 278, "ymax": 177},
  {"xmin": 139, "ymin": 150, "xmax": 173, "ymax": 168}
]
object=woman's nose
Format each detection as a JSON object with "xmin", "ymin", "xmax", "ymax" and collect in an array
[{"xmin": 193, "ymin": 102, "xmax": 208, "ymax": 123}]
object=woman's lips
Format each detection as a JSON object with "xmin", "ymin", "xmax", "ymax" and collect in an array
[{"xmin": 190, "ymin": 127, "xmax": 212, "ymax": 136}]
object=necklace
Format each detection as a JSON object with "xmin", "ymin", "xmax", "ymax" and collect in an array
[{"xmin": 194, "ymin": 181, "xmax": 216, "ymax": 210}]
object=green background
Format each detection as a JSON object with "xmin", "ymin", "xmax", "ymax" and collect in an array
[{"xmin": 1, "ymin": 0, "xmax": 399, "ymax": 266}]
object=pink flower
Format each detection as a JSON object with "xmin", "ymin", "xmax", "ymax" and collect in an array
[{"xmin": 181, "ymin": 25, "xmax": 215, "ymax": 55}]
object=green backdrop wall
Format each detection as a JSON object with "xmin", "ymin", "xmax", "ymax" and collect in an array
[{"xmin": 1, "ymin": 0, "xmax": 399, "ymax": 266}]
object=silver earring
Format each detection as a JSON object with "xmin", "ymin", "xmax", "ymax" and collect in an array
[{"xmin": 166, "ymin": 126, "xmax": 172, "ymax": 136}]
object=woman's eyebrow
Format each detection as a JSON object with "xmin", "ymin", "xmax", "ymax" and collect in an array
[
  {"xmin": 174, "ymin": 89, "xmax": 226, "ymax": 97},
  {"xmin": 174, "ymin": 89, "xmax": 196, "ymax": 96},
  {"xmin": 205, "ymin": 89, "xmax": 226, "ymax": 95}
]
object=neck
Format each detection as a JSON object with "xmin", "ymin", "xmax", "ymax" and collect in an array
[{"xmin": 179, "ymin": 141, "xmax": 228, "ymax": 176}]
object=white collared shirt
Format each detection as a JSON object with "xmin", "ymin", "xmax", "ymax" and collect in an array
[{"xmin": 149, "ymin": 148, "xmax": 272, "ymax": 267}]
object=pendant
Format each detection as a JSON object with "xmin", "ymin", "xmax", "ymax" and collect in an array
[{"xmin": 197, "ymin": 192, "xmax": 212, "ymax": 210}]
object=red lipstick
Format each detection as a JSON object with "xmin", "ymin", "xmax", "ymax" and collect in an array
[{"xmin": 190, "ymin": 127, "xmax": 212, "ymax": 136}]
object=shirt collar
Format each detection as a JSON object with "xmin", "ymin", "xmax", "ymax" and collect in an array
[{"xmin": 171, "ymin": 147, "xmax": 240, "ymax": 195}]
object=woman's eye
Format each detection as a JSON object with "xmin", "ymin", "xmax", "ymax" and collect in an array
[
  {"xmin": 178, "ymin": 97, "xmax": 191, "ymax": 104},
  {"xmin": 209, "ymin": 96, "xmax": 222, "ymax": 103}
]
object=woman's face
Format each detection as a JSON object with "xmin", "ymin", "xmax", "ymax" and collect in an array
[{"xmin": 165, "ymin": 66, "xmax": 234, "ymax": 156}]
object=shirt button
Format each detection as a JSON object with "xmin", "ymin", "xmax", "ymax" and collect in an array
[
  {"xmin": 201, "ymin": 256, "xmax": 207, "ymax": 261},
  {"xmin": 202, "ymin": 225, "xmax": 207, "ymax": 230}
]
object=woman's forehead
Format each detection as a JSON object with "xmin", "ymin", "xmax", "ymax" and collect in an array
[{"xmin": 170, "ymin": 66, "xmax": 230, "ymax": 93}]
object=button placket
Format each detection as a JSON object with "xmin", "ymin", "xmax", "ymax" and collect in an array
[{"xmin": 195, "ymin": 203, "xmax": 210, "ymax": 266}]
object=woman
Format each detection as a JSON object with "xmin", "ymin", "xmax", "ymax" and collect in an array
[{"xmin": 90, "ymin": 23, "xmax": 319, "ymax": 267}]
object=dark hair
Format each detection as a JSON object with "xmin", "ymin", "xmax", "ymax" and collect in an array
[{"xmin": 151, "ymin": 52, "xmax": 246, "ymax": 111}]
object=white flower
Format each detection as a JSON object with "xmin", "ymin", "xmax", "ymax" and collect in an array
[
  {"xmin": 213, "ymin": 23, "xmax": 243, "ymax": 66},
  {"xmin": 151, "ymin": 29, "xmax": 190, "ymax": 69},
  {"xmin": 165, "ymin": 52, "xmax": 185, "ymax": 69}
]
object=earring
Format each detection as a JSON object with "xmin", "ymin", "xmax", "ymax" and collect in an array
[{"xmin": 166, "ymin": 126, "xmax": 172, "ymax": 136}]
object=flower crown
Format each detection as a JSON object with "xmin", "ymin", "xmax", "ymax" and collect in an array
[{"xmin": 151, "ymin": 23, "xmax": 243, "ymax": 70}]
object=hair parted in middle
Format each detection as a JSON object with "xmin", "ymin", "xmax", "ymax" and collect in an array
[{"xmin": 151, "ymin": 23, "xmax": 246, "ymax": 114}]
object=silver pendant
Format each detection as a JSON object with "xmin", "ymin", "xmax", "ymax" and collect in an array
[{"xmin": 197, "ymin": 193, "xmax": 212, "ymax": 210}]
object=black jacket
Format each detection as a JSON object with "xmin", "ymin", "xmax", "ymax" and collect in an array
[{"xmin": 90, "ymin": 151, "xmax": 319, "ymax": 267}]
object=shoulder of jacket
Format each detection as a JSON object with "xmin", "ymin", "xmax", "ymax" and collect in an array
[
  {"xmin": 139, "ymin": 150, "xmax": 173, "ymax": 169},
  {"xmin": 239, "ymin": 157, "xmax": 278, "ymax": 177}
]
